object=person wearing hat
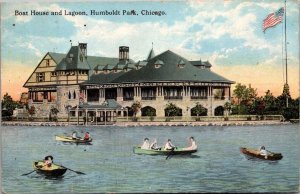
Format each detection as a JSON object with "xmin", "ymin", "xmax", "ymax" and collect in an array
[
  {"xmin": 44, "ymin": 155, "xmax": 53, "ymax": 169},
  {"xmin": 141, "ymin": 138, "xmax": 150, "ymax": 150},
  {"xmin": 164, "ymin": 139, "xmax": 176, "ymax": 150}
]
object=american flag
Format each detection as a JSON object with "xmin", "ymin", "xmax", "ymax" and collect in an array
[{"xmin": 263, "ymin": 7, "xmax": 284, "ymax": 32}]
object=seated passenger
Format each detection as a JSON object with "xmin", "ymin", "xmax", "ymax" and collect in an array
[
  {"xmin": 259, "ymin": 146, "xmax": 268, "ymax": 159},
  {"xmin": 150, "ymin": 138, "xmax": 161, "ymax": 150},
  {"xmin": 141, "ymin": 138, "xmax": 150, "ymax": 150},
  {"xmin": 72, "ymin": 131, "xmax": 78, "ymax": 140},
  {"xmin": 83, "ymin": 132, "xmax": 91, "ymax": 140},
  {"xmin": 164, "ymin": 139, "xmax": 176, "ymax": 150},
  {"xmin": 183, "ymin": 136, "xmax": 197, "ymax": 150}
]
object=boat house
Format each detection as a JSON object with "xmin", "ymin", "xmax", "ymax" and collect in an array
[{"xmin": 23, "ymin": 43, "xmax": 234, "ymax": 124}]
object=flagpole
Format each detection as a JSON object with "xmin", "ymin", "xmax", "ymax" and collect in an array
[
  {"xmin": 284, "ymin": 0, "xmax": 289, "ymax": 108},
  {"xmin": 285, "ymin": 0, "xmax": 287, "ymax": 85}
]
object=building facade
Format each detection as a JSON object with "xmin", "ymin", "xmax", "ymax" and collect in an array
[{"xmin": 23, "ymin": 43, "xmax": 234, "ymax": 120}]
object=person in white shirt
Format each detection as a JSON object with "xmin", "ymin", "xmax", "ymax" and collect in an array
[
  {"xmin": 183, "ymin": 136, "xmax": 197, "ymax": 150},
  {"xmin": 141, "ymin": 138, "xmax": 150, "ymax": 150},
  {"xmin": 164, "ymin": 139, "xmax": 176, "ymax": 150},
  {"xmin": 259, "ymin": 146, "xmax": 268, "ymax": 159},
  {"xmin": 72, "ymin": 131, "xmax": 78, "ymax": 139},
  {"xmin": 150, "ymin": 138, "xmax": 161, "ymax": 150}
]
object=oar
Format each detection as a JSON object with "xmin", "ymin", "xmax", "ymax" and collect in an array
[
  {"xmin": 21, "ymin": 170, "xmax": 36, "ymax": 176},
  {"xmin": 166, "ymin": 147, "xmax": 176, "ymax": 160},
  {"xmin": 21, "ymin": 164, "xmax": 43, "ymax": 176},
  {"xmin": 61, "ymin": 166, "xmax": 85, "ymax": 175}
]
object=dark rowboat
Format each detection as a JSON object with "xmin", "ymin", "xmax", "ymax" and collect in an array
[
  {"xmin": 240, "ymin": 147, "xmax": 283, "ymax": 161},
  {"xmin": 133, "ymin": 146, "xmax": 197, "ymax": 155},
  {"xmin": 33, "ymin": 161, "xmax": 67, "ymax": 177},
  {"xmin": 55, "ymin": 135, "xmax": 92, "ymax": 144}
]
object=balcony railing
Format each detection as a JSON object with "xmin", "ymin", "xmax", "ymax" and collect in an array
[
  {"xmin": 191, "ymin": 96, "xmax": 208, "ymax": 100},
  {"xmin": 123, "ymin": 97, "xmax": 134, "ymax": 101},
  {"xmin": 164, "ymin": 96, "xmax": 183, "ymax": 100},
  {"xmin": 141, "ymin": 96, "xmax": 156, "ymax": 100}
]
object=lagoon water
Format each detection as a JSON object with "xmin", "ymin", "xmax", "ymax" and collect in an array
[{"xmin": 1, "ymin": 124, "xmax": 299, "ymax": 193}]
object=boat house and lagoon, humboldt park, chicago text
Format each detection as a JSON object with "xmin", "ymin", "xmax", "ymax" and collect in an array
[{"xmin": 23, "ymin": 43, "xmax": 235, "ymax": 124}]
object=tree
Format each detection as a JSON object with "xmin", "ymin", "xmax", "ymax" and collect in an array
[
  {"xmin": 233, "ymin": 83, "xmax": 247, "ymax": 105},
  {"xmin": 224, "ymin": 102, "xmax": 232, "ymax": 117},
  {"xmin": 1, "ymin": 93, "xmax": 20, "ymax": 118},
  {"xmin": 233, "ymin": 83, "xmax": 257, "ymax": 114},
  {"xmin": 165, "ymin": 103, "xmax": 181, "ymax": 117},
  {"xmin": 131, "ymin": 101, "xmax": 141, "ymax": 121},
  {"xmin": 191, "ymin": 103, "xmax": 207, "ymax": 117},
  {"xmin": 50, "ymin": 106, "xmax": 59, "ymax": 122}
]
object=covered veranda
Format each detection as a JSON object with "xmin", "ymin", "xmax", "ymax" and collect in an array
[{"xmin": 69, "ymin": 100, "xmax": 124, "ymax": 125}]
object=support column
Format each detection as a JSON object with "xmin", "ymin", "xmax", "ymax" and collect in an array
[
  {"xmin": 95, "ymin": 109, "xmax": 98, "ymax": 125},
  {"xmin": 104, "ymin": 110, "xmax": 106, "ymax": 125},
  {"xmin": 84, "ymin": 89, "xmax": 87, "ymax": 103},
  {"xmin": 208, "ymin": 86, "xmax": 213, "ymax": 116},
  {"xmin": 85, "ymin": 109, "xmax": 88, "ymax": 126},
  {"xmin": 117, "ymin": 88, "xmax": 123, "ymax": 102}
]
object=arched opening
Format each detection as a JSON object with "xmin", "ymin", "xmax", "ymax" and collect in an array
[
  {"xmin": 141, "ymin": 106, "xmax": 156, "ymax": 116},
  {"xmin": 164, "ymin": 103, "xmax": 182, "ymax": 116},
  {"xmin": 191, "ymin": 104, "xmax": 207, "ymax": 116},
  {"xmin": 123, "ymin": 106, "xmax": 134, "ymax": 117},
  {"xmin": 215, "ymin": 106, "xmax": 224, "ymax": 116}
]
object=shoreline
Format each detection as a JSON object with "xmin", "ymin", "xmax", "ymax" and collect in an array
[{"xmin": 1, "ymin": 120, "xmax": 293, "ymax": 127}]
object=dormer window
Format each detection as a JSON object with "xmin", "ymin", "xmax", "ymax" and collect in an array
[
  {"xmin": 177, "ymin": 59, "xmax": 185, "ymax": 68},
  {"xmin": 154, "ymin": 59, "xmax": 164, "ymax": 69}
]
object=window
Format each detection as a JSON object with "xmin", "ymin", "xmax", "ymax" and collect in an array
[
  {"xmin": 36, "ymin": 72, "xmax": 45, "ymax": 82},
  {"xmin": 154, "ymin": 60, "xmax": 163, "ymax": 69},
  {"xmin": 46, "ymin": 59, "xmax": 50, "ymax": 66},
  {"xmin": 51, "ymin": 72, "xmax": 56, "ymax": 77},
  {"xmin": 154, "ymin": 64, "xmax": 161, "ymax": 69},
  {"xmin": 177, "ymin": 64, "xmax": 185, "ymax": 68},
  {"xmin": 177, "ymin": 60, "xmax": 185, "ymax": 68}
]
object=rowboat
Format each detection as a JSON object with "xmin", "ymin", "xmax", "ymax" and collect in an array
[
  {"xmin": 133, "ymin": 146, "xmax": 197, "ymax": 155},
  {"xmin": 240, "ymin": 147, "xmax": 283, "ymax": 161},
  {"xmin": 55, "ymin": 135, "xmax": 92, "ymax": 144},
  {"xmin": 33, "ymin": 161, "xmax": 67, "ymax": 177}
]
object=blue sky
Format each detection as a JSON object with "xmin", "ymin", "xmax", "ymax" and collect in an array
[{"xmin": 1, "ymin": 0, "xmax": 299, "ymax": 99}]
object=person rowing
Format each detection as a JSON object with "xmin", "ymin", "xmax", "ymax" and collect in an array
[
  {"xmin": 150, "ymin": 138, "xmax": 161, "ymax": 150},
  {"xmin": 141, "ymin": 138, "xmax": 150, "ymax": 150},
  {"xmin": 259, "ymin": 146, "xmax": 268, "ymax": 159},
  {"xmin": 83, "ymin": 132, "xmax": 91, "ymax": 140},
  {"xmin": 183, "ymin": 136, "xmax": 197, "ymax": 151},
  {"xmin": 164, "ymin": 139, "xmax": 176, "ymax": 151},
  {"xmin": 36, "ymin": 155, "xmax": 54, "ymax": 169}
]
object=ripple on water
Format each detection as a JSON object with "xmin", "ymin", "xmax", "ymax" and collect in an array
[{"xmin": 1, "ymin": 125, "xmax": 299, "ymax": 193}]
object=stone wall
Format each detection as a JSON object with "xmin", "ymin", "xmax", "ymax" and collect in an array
[{"xmin": 56, "ymin": 85, "xmax": 80, "ymax": 116}]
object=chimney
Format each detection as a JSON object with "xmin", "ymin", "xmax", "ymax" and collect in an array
[
  {"xmin": 119, "ymin": 46, "xmax": 129, "ymax": 61},
  {"xmin": 79, "ymin": 43, "xmax": 87, "ymax": 59}
]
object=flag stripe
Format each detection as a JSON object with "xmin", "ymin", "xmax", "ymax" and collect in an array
[{"xmin": 263, "ymin": 7, "xmax": 284, "ymax": 32}]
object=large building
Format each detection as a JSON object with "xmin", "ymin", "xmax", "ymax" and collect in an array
[{"xmin": 23, "ymin": 43, "xmax": 234, "ymax": 122}]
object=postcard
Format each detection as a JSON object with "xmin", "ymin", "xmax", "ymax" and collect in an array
[{"xmin": 1, "ymin": 0, "xmax": 299, "ymax": 193}]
